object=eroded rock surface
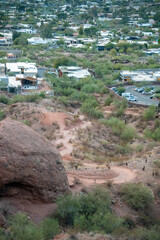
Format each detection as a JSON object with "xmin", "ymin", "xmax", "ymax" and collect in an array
[{"xmin": 0, "ymin": 119, "xmax": 69, "ymax": 202}]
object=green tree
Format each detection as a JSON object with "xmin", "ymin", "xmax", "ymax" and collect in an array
[
  {"xmin": 109, "ymin": 49, "xmax": 117, "ymax": 56},
  {"xmin": 40, "ymin": 23, "xmax": 53, "ymax": 38},
  {"xmin": 79, "ymin": 26, "xmax": 84, "ymax": 36}
]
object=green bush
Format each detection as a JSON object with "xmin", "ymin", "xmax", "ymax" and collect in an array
[
  {"xmin": 9, "ymin": 213, "xmax": 43, "ymax": 240},
  {"xmin": 54, "ymin": 57, "xmax": 76, "ymax": 68},
  {"xmin": 143, "ymin": 105, "xmax": 156, "ymax": 121},
  {"xmin": 113, "ymin": 99, "xmax": 128, "ymax": 110},
  {"xmin": 105, "ymin": 96, "xmax": 113, "ymax": 106},
  {"xmin": 115, "ymin": 106, "xmax": 125, "ymax": 117},
  {"xmin": 121, "ymin": 183, "xmax": 154, "ymax": 211},
  {"xmin": 121, "ymin": 126, "xmax": 136, "ymax": 141},
  {"xmin": 116, "ymin": 144, "xmax": 132, "ymax": 155},
  {"xmin": 81, "ymin": 98, "xmax": 103, "ymax": 119},
  {"xmin": 41, "ymin": 218, "xmax": 59, "ymax": 240},
  {"xmin": 144, "ymin": 128, "xmax": 160, "ymax": 141},
  {"xmin": 92, "ymin": 212, "xmax": 123, "ymax": 234},
  {"xmin": 101, "ymin": 117, "xmax": 125, "ymax": 136},
  {"xmin": 56, "ymin": 187, "xmax": 122, "ymax": 233},
  {"xmin": 132, "ymin": 226, "xmax": 160, "ymax": 240},
  {"xmin": 81, "ymin": 83, "xmax": 100, "ymax": 93},
  {"xmin": 9, "ymin": 94, "xmax": 41, "ymax": 104},
  {"xmin": 0, "ymin": 109, "xmax": 5, "ymax": 121},
  {"xmin": 59, "ymin": 96, "xmax": 70, "ymax": 106},
  {"xmin": 0, "ymin": 95, "xmax": 9, "ymax": 104},
  {"xmin": 117, "ymin": 86, "xmax": 125, "ymax": 96}
]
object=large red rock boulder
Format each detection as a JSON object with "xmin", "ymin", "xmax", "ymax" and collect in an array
[{"xmin": 0, "ymin": 119, "xmax": 69, "ymax": 202}]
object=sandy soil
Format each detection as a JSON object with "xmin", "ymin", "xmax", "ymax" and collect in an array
[{"xmin": 0, "ymin": 197, "xmax": 57, "ymax": 223}]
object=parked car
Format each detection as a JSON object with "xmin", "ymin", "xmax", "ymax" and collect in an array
[
  {"xmin": 150, "ymin": 95, "xmax": 154, "ymax": 99},
  {"xmin": 134, "ymin": 87, "xmax": 139, "ymax": 91},
  {"xmin": 149, "ymin": 90, "xmax": 155, "ymax": 94},
  {"xmin": 142, "ymin": 91, "xmax": 150, "ymax": 95},
  {"xmin": 122, "ymin": 92, "xmax": 132, "ymax": 98},
  {"xmin": 137, "ymin": 88, "xmax": 144, "ymax": 93},
  {"xmin": 127, "ymin": 96, "xmax": 138, "ymax": 102}
]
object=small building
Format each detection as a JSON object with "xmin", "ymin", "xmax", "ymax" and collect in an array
[
  {"xmin": 7, "ymin": 53, "xmax": 16, "ymax": 60},
  {"xmin": 16, "ymin": 75, "xmax": 38, "ymax": 90},
  {"xmin": 8, "ymin": 76, "xmax": 22, "ymax": 94},
  {"xmin": 0, "ymin": 32, "xmax": 13, "ymax": 46},
  {"xmin": 58, "ymin": 66, "xmax": 91, "ymax": 79},
  {"xmin": 120, "ymin": 70, "xmax": 160, "ymax": 82}
]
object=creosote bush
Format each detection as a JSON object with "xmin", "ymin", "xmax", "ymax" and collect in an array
[
  {"xmin": 143, "ymin": 105, "xmax": 156, "ymax": 121},
  {"xmin": 55, "ymin": 187, "xmax": 123, "ymax": 233},
  {"xmin": 0, "ymin": 95, "xmax": 9, "ymax": 104},
  {"xmin": 81, "ymin": 98, "xmax": 103, "ymax": 119},
  {"xmin": 105, "ymin": 95, "xmax": 113, "ymax": 106},
  {"xmin": 100, "ymin": 117, "xmax": 136, "ymax": 142},
  {"xmin": 0, "ymin": 213, "xmax": 59, "ymax": 240},
  {"xmin": 144, "ymin": 127, "xmax": 160, "ymax": 141},
  {"xmin": 0, "ymin": 109, "xmax": 5, "ymax": 121},
  {"xmin": 121, "ymin": 183, "xmax": 154, "ymax": 211}
]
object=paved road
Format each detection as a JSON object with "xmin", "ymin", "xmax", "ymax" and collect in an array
[{"xmin": 125, "ymin": 85, "xmax": 159, "ymax": 106}]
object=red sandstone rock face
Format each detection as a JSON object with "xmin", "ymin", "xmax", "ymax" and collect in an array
[{"xmin": 0, "ymin": 119, "xmax": 69, "ymax": 202}]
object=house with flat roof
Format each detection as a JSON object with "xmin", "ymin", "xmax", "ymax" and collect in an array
[
  {"xmin": 1, "ymin": 62, "xmax": 39, "ymax": 92},
  {"xmin": 120, "ymin": 70, "xmax": 160, "ymax": 82},
  {"xmin": 58, "ymin": 66, "xmax": 91, "ymax": 79}
]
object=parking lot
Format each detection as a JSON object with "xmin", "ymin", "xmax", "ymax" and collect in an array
[{"xmin": 124, "ymin": 85, "xmax": 159, "ymax": 106}]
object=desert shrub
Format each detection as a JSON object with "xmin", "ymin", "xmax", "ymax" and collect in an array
[
  {"xmin": 121, "ymin": 126, "xmax": 136, "ymax": 141},
  {"xmin": 56, "ymin": 187, "xmax": 122, "ymax": 233},
  {"xmin": 116, "ymin": 144, "xmax": 132, "ymax": 154},
  {"xmin": 41, "ymin": 218, "xmax": 59, "ymax": 240},
  {"xmin": 153, "ymin": 160, "xmax": 160, "ymax": 176},
  {"xmin": 105, "ymin": 96, "xmax": 113, "ymax": 106},
  {"xmin": 0, "ymin": 109, "xmax": 4, "ymax": 121},
  {"xmin": 136, "ymin": 145, "xmax": 144, "ymax": 153},
  {"xmin": 23, "ymin": 120, "xmax": 31, "ymax": 126},
  {"xmin": 144, "ymin": 128, "xmax": 160, "ymax": 141},
  {"xmin": 143, "ymin": 105, "xmax": 156, "ymax": 121},
  {"xmin": 9, "ymin": 213, "xmax": 43, "ymax": 240},
  {"xmin": 59, "ymin": 96, "xmax": 70, "ymax": 106},
  {"xmin": 24, "ymin": 94, "xmax": 40, "ymax": 102},
  {"xmin": 101, "ymin": 117, "xmax": 125, "ymax": 136},
  {"xmin": 0, "ymin": 95, "xmax": 9, "ymax": 104},
  {"xmin": 91, "ymin": 212, "xmax": 123, "ymax": 234},
  {"xmin": 121, "ymin": 183, "xmax": 154, "ymax": 211},
  {"xmin": 123, "ymin": 217, "xmax": 136, "ymax": 229},
  {"xmin": 9, "ymin": 95, "xmax": 25, "ymax": 104},
  {"xmin": 113, "ymin": 99, "xmax": 128, "ymax": 110},
  {"xmin": 81, "ymin": 98, "xmax": 103, "ymax": 119},
  {"xmin": 132, "ymin": 226, "xmax": 160, "ymax": 240},
  {"xmin": 56, "ymin": 194, "xmax": 79, "ymax": 227},
  {"xmin": 39, "ymin": 91, "xmax": 46, "ymax": 98},
  {"xmin": 54, "ymin": 57, "xmax": 76, "ymax": 68},
  {"xmin": 81, "ymin": 83, "xmax": 100, "ymax": 93},
  {"xmin": 115, "ymin": 106, "xmax": 125, "ymax": 117},
  {"xmin": 9, "ymin": 94, "xmax": 41, "ymax": 104}
]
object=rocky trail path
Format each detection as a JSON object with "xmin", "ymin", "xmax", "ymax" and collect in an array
[{"xmin": 41, "ymin": 111, "xmax": 137, "ymax": 188}]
